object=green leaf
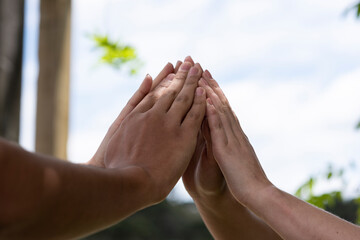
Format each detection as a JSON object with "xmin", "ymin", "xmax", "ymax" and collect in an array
[
  {"xmin": 91, "ymin": 34, "xmax": 142, "ymax": 74},
  {"xmin": 356, "ymin": 121, "xmax": 360, "ymax": 129}
]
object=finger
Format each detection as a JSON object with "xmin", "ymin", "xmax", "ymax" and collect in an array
[
  {"xmin": 150, "ymin": 62, "xmax": 174, "ymax": 91},
  {"xmin": 199, "ymin": 78, "xmax": 236, "ymax": 137},
  {"xmin": 184, "ymin": 56, "xmax": 195, "ymax": 65},
  {"xmin": 153, "ymin": 61, "xmax": 192, "ymax": 111},
  {"xmin": 196, "ymin": 62, "xmax": 203, "ymax": 72},
  {"xmin": 152, "ymin": 73, "xmax": 175, "ymax": 96},
  {"xmin": 133, "ymin": 73, "xmax": 175, "ymax": 113},
  {"xmin": 182, "ymin": 131, "xmax": 205, "ymax": 192},
  {"xmin": 174, "ymin": 60, "xmax": 182, "ymax": 73},
  {"xmin": 197, "ymin": 119, "xmax": 225, "ymax": 194},
  {"xmin": 205, "ymin": 98, "xmax": 228, "ymax": 147},
  {"xmin": 168, "ymin": 63, "xmax": 203, "ymax": 121},
  {"xmin": 181, "ymin": 87, "xmax": 206, "ymax": 135},
  {"xmin": 203, "ymin": 69, "xmax": 229, "ymax": 107},
  {"xmin": 202, "ymin": 73, "xmax": 246, "ymax": 137},
  {"xmin": 114, "ymin": 74, "xmax": 152, "ymax": 126}
]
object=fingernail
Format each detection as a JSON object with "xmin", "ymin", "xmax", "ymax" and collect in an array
[
  {"xmin": 184, "ymin": 56, "xmax": 193, "ymax": 62},
  {"xmin": 204, "ymin": 70, "xmax": 212, "ymax": 79},
  {"xmin": 189, "ymin": 66, "xmax": 199, "ymax": 76},
  {"xmin": 146, "ymin": 73, "xmax": 151, "ymax": 78},
  {"xmin": 180, "ymin": 62, "xmax": 191, "ymax": 71},
  {"xmin": 196, "ymin": 63, "xmax": 203, "ymax": 71},
  {"xmin": 196, "ymin": 87, "xmax": 204, "ymax": 96}
]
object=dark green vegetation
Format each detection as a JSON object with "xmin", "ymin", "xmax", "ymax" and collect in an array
[{"xmin": 82, "ymin": 201, "xmax": 212, "ymax": 240}]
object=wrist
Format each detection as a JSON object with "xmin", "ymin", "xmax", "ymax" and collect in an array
[
  {"xmin": 233, "ymin": 178, "xmax": 274, "ymax": 208},
  {"xmin": 242, "ymin": 183, "xmax": 279, "ymax": 215},
  {"xmin": 117, "ymin": 166, "xmax": 155, "ymax": 207},
  {"xmin": 192, "ymin": 188, "xmax": 239, "ymax": 215}
]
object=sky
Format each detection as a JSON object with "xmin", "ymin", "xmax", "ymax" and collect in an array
[{"xmin": 20, "ymin": 0, "xmax": 360, "ymax": 201}]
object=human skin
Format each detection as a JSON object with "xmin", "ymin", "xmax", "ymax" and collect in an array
[
  {"xmin": 200, "ymin": 70, "xmax": 360, "ymax": 240},
  {"xmin": 182, "ymin": 64, "xmax": 282, "ymax": 239},
  {"xmin": 0, "ymin": 59, "xmax": 206, "ymax": 239}
]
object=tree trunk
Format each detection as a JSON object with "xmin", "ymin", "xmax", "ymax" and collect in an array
[
  {"xmin": 35, "ymin": 0, "xmax": 71, "ymax": 159},
  {"xmin": 0, "ymin": 0, "xmax": 24, "ymax": 143}
]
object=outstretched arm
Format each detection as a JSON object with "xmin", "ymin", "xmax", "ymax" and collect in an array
[
  {"xmin": 0, "ymin": 139, "xmax": 149, "ymax": 239},
  {"xmin": 201, "ymin": 70, "xmax": 360, "ymax": 240}
]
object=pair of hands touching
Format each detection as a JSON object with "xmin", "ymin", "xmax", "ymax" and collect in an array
[
  {"xmin": 88, "ymin": 56, "xmax": 270, "ymax": 215},
  {"xmin": 86, "ymin": 57, "xmax": 360, "ymax": 240},
  {"xmin": 2, "ymin": 56, "xmax": 358, "ymax": 239}
]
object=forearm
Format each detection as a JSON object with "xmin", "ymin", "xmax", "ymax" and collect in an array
[
  {"xmin": 247, "ymin": 185, "xmax": 360, "ymax": 240},
  {"xmin": 0, "ymin": 139, "xmax": 151, "ymax": 239},
  {"xmin": 193, "ymin": 190, "xmax": 282, "ymax": 240}
]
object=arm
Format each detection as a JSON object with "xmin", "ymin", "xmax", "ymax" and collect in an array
[
  {"xmin": 201, "ymin": 70, "xmax": 360, "ymax": 240},
  {"xmin": 0, "ymin": 59, "xmax": 206, "ymax": 239},
  {"xmin": 0, "ymin": 139, "xmax": 150, "ymax": 239},
  {"xmin": 183, "ymin": 117, "xmax": 281, "ymax": 240}
]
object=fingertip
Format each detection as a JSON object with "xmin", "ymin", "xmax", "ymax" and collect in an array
[
  {"xmin": 184, "ymin": 56, "xmax": 195, "ymax": 65},
  {"xmin": 145, "ymin": 73, "xmax": 152, "ymax": 80},
  {"xmin": 196, "ymin": 62, "xmax": 203, "ymax": 72},
  {"xmin": 174, "ymin": 60, "xmax": 182, "ymax": 73},
  {"xmin": 179, "ymin": 61, "xmax": 192, "ymax": 71},
  {"xmin": 141, "ymin": 74, "xmax": 153, "ymax": 92}
]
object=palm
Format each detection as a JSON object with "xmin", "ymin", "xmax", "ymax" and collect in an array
[{"xmin": 183, "ymin": 121, "xmax": 225, "ymax": 198}]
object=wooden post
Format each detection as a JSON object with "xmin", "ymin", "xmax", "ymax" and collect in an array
[
  {"xmin": 0, "ymin": 0, "xmax": 24, "ymax": 143},
  {"xmin": 35, "ymin": 0, "xmax": 71, "ymax": 159}
]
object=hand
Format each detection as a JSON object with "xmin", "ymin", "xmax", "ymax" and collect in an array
[
  {"xmin": 183, "ymin": 83, "xmax": 282, "ymax": 239},
  {"xmin": 88, "ymin": 61, "xmax": 182, "ymax": 168},
  {"xmin": 199, "ymin": 70, "xmax": 272, "ymax": 206},
  {"xmin": 104, "ymin": 61, "xmax": 206, "ymax": 204}
]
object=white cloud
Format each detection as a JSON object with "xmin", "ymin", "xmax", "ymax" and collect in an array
[{"xmin": 222, "ymin": 68, "xmax": 360, "ymax": 193}]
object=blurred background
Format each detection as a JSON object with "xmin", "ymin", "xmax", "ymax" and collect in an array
[{"xmin": 1, "ymin": 0, "xmax": 360, "ymax": 239}]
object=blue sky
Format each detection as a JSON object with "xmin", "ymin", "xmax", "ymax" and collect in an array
[{"xmin": 20, "ymin": 0, "xmax": 360, "ymax": 201}]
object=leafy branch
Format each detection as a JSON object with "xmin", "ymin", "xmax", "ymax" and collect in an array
[
  {"xmin": 91, "ymin": 34, "xmax": 142, "ymax": 75},
  {"xmin": 295, "ymin": 164, "xmax": 360, "ymax": 224}
]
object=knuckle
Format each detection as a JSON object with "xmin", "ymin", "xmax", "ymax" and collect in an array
[
  {"xmin": 175, "ymin": 94, "xmax": 190, "ymax": 103},
  {"xmin": 185, "ymin": 76, "xmax": 198, "ymax": 85},
  {"xmin": 167, "ymin": 89, "xmax": 178, "ymax": 98},
  {"xmin": 188, "ymin": 111, "xmax": 201, "ymax": 120},
  {"xmin": 174, "ymin": 73, "xmax": 186, "ymax": 82},
  {"xmin": 145, "ymin": 92, "xmax": 157, "ymax": 102}
]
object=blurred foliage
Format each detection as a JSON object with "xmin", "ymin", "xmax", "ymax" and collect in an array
[
  {"xmin": 295, "ymin": 163, "xmax": 360, "ymax": 224},
  {"xmin": 357, "ymin": 121, "xmax": 360, "ymax": 129},
  {"xmin": 91, "ymin": 34, "xmax": 142, "ymax": 75},
  {"xmin": 82, "ymin": 200, "xmax": 211, "ymax": 240},
  {"xmin": 344, "ymin": 1, "xmax": 360, "ymax": 18},
  {"xmin": 355, "ymin": 2, "xmax": 360, "ymax": 17}
]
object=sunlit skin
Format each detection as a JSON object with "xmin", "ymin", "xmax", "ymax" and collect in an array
[
  {"xmin": 1, "ymin": 55, "xmax": 360, "ymax": 240},
  {"xmin": 0, "ymin": 58, "xmax": 206, "ymax": 239},
  {"xmin": 195, "ymin": 70, "xmax": 360, "ymax": 240},
  {"xmin": 182, "ymin": 59, "xmax": 282, "ymax": 240}
]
